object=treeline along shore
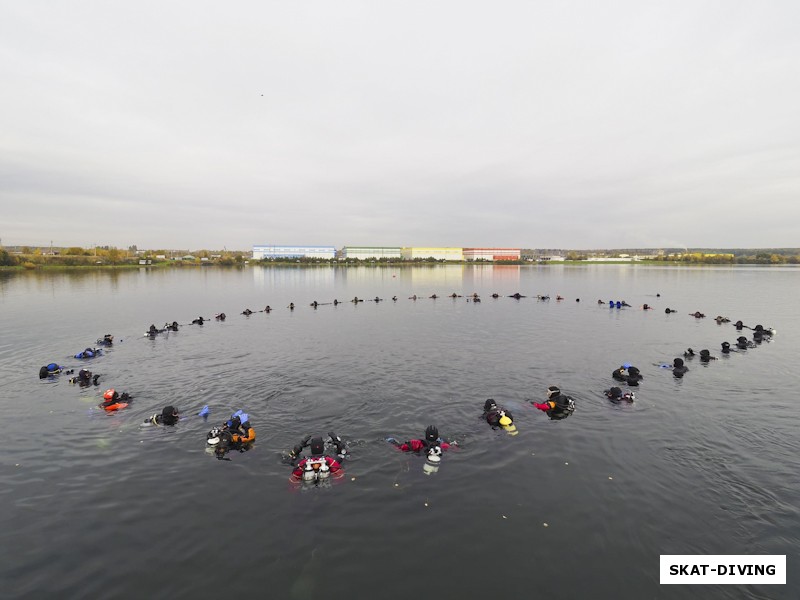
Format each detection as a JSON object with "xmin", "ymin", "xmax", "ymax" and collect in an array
[{"xmin": 2, "ymin": 247, "xmax": 800, "ymax": 269}]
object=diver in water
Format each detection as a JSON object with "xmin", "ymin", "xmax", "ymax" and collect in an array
[
  {"xmin": 144, "ymin": 405, "xmax": 180, "ymax": 426},
  {"xmin": 684, "ymin": 348, "xmax": 696, "ymax": 358},
  {"xmin": 612, "ymin": 364, "xmax": 642, "ymax": 385},
  {"xmin": 752, "ymin": 325, "xmax": 774, "ymax": 344},
  {"xmin": 39, "ymin": 363, "xmax": 70, "ymax": 379},
  {"xmin": 734, "ymin": 320, "xmax": 746, "ymax": 331},
  {"xmin": 387, "ymin": 425, "xmax": 452, "ymax": 453},
  {"xmin": 100, "ymin": 388, "xmax": 132, "ymax": 412},
  {"xmin": 70, "ymin": 368, "xmax": 100, "ymax": 386},
  {"xmin": 690, "ymin": 311, "xmax": 706, "ymax": 318},
  {"xmin": 96, "ymin": 334, "xmax": 114, "ymax": 346},
  {"xmin": 736, "ymin": 336, "xmax": 755, "ymax": 350},
  {"xmin": 665, "ymin": 308, "xmax": 676, "ymax": 314},
  {"xmin": 531, "ymin": 386, "xmax": 576, "ymax": 420},
  {"xmin": 191, "ymin": 316, "xmax": 205, "ymax": 325},
  {"xmin": 482, "ymin": 399, "xmax": 517, "ymax": 435},
  {"xmin": 605, "ymin": 387, "xmax": 635, "ymax": 403},
  {"xmin": 387, "ymin": 426, "xmax": 452, "ymax": 475},
  {"xmin": 242, "ymin": 308, "xmax": 253, "ymax": 315},
  {"xmin": 74, "ymin": 347, "xmax": 102, "ymax": 359},
  {"xmin": 671, "ymin": 358, "xmax": 688, "ymax": 378},
  {"xmin": 264, "ymin": 305, "xmax": 272, "ymax": 313},
  {"xmin": 288, "ymin": 434, "xmax": 347, "ymax": 483},
  {"xmin": 223, "ymin": 412, "xmax": 255, "ymax": 446},
  {"xmin": 215, "ymin": 313, "xmax": 226, "ymax": 320},
  {"xmin": 165, "ymin": 321, "xmax": 180, "ymax": 331},
  {"xmin": 147, "ymin": 324, "xmax": 164, "ymax": 336},
  {"xmin": 715, "ymin": 316, "xmax": 731, "ymax": 324},
  {"xmin": 642, "ymin": 304, "xmax": 652, "ymax": 310},
  {"xmin": 699, "ymin": 349, "xmax": 717, "ymax": 362},
  {"xmin": 721, "ymin": 341, "xmax": 732, "ymax": 355},
  {"xmin": 207, "ymin": 411, "xmax": 256, "ymax": 458},
  {"xmin": 509, "ymin": 293, "xmax": 525, "ymax": 299}
]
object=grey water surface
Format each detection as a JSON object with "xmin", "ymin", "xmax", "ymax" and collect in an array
[{"xmin": 1, "ymin": 264, "xmax": 797, "ymax": 599}]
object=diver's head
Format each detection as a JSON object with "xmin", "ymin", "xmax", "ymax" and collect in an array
[
  {"xmin": 627, "ymin": 366, "xmax": 640, "ymax": 377},
  {"xmin": 226, "ymin": 415, "xmax": 241, "ymax": 430},
  {"xmin": 424, "ymin": 425, "xmax": 439, "ymax": 443},
  {"xmin": 79, "ymin": 368, "xmax": 91, "ymax": 380},
  {"xmin": 607, "ymin": 387, "xmax": 623, "ymax": 400},
  {"xmin": 483, "ymin": 399, "xmax": 497, "ymax": 412},
  {"xmin": 310, "ymin": 436, "xmax": 325, "ymax": 456},
  {"xmin": 546, "ymin": 385, "xmax": 561, "ymax": 399},
  {"xmin": 103, "ymin": 388, "xmax": 117, "ymax": 401},
  {"xmin": 39, "ymin": 366, "xmax": 48, "ymax": 379},
  {"xmin": 737, "ymin": 336, "xmax": 747, "ymax": 343},
  {"xmin": 700, "ymin": 349, "xmax": 710, "ymax": 358},
  {"xmin": 162, "ymin": 406, "xmax": 179, "ymax": 421},
  {"xmin": 673, "ymin": 358, "xmax": 684, "ymax": 368}
]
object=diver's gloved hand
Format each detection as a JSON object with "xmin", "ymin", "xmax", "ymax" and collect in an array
[
  {"xmin": 290, "ymin": 445, "xmax": 303, "ymax": 459},
  {"xmin": 328, "ymin": 431, "xmax": 340, "ymax": 442}
]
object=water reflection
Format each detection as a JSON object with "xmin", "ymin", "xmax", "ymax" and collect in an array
[{"xmin": 1, "ymin": 265, "xmax": 798, "ymax": 600}]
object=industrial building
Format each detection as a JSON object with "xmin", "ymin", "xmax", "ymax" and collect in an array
[
  {"xmin": 400, "ymin": 247, "xmax": 464, "ymax": 261},
  {"xmin": 463, "ymin": 248, "xmax": 521, "ymax": 261},
  {"xmin": 253, "ymin": 245, "xmax": 336, "ymax": 260},
  {"xmin": 342, "ymin": 246, "xmax": 402, "ymax": 260}
]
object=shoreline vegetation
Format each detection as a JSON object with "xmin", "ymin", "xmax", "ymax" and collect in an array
[{"xmin": 3, "ymin": 247, "xmax": 800, "ymax": 270}]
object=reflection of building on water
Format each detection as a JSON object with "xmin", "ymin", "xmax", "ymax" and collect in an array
[
  {"xmin": 463, "ymin": 264, "xmax": 520, "ymax": 288},
  {"xmin": 252, "ymin": 263, "xmax": 336, "ymax": 288}
]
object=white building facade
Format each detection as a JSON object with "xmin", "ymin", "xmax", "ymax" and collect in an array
[
  {"xmin": 253, "ymin": 245, "xmax": 336, "ymax": 260},
  {"xmin": 400, "ymin": 247, "xmax": 464, "ymax": 261},
  {"xmin": 463, "ymin": 248, "xmax": 521, "ymax": 261},
  {"xmin": 342, "ymin": 246, "xmax": 402, "ymax": 260}
]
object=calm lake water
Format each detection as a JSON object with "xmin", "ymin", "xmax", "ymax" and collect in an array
[{"xmin": 1, "ymin": 264, "xmax": 797, "ymax": 599}]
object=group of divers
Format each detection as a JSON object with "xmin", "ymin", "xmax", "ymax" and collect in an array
[{"xmin": 37, "ymin": 292, "xmax": 776, "ymax": 485}]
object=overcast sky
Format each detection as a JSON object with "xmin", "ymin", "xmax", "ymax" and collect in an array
[{"xmin": 2, "ymin": 1, "xmax": 798, "ymax": 250}]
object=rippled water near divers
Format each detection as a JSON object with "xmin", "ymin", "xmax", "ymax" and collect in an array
[{"xmin": 1, "ymin": 265, "xmax": 798, "ymax": 599}]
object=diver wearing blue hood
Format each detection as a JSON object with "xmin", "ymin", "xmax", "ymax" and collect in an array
[
  {"xmin": 74, "ymin": 347, "xmax": 102, "ymax": 359},
  {"xmin": 39, "ymin": 363, "xmax": 71, "ymax": 379}
]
